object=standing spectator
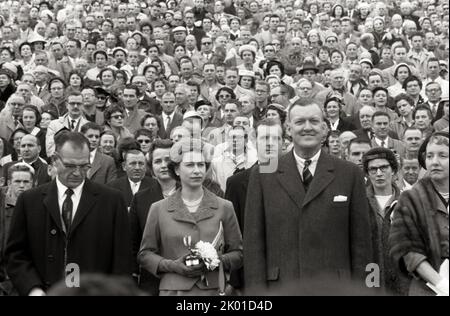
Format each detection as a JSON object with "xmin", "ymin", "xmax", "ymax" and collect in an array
[
  {"xmin": 138, "ymin": 138, "xmax": 243, "ymax": 296},
  {"xmin": 46, "ymin": 92, "xmax": 90, "ymax": 157},
  {"xmin": 389, "ymin": 132, "xmax": 449, "ymax": 296},
  {"xmin": 6, "ymin": 132, "xmax": 132, "ymax": 296},
  {"xmin": 81, "ymin": 122, "xmax": 116, "ymax": 185},
  {"xmin": 107, "ymin": 149, "xmax": 154, "ymax": 209},
  {"xmin": 0, "ymin": 163, "xmax": 34, "ymax": 296},
  {"xmin": 363, "ymin": 147, "xmax": 404, "ymax": 295},
  {"xmin": 244, "ymin": 101, "xmax": 373, "ymax": 294}
]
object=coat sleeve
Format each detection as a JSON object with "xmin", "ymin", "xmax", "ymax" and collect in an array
[
  {"xmin": 128, "ymin": 195, "xmax": 141, "ymax": 274},
  {"xmin": 243, "ymin": 168, "xmax": 268, "ymax": 291},
  {"xmin": 105, "ymin": 157, "xmax": 117, "ymax": 184},
  {"xmin": 224, "ymin": 177, "xmax": 243, "ymax": 232},
  {"xmin": 5, "ymin": 193, "xmax": 44, "ymax": 296},
  {"xmin": 220, "ymin": 200, "xmax": 243, "ymax": 273},
  {"xmin": 137, "ymin": 203, "xmax": 165, "ymax": 278},
  {"xmin": 45, "ymin": 121, "xmax": 57, "ymax": 157},
  {"xmin": 111, "ymin": 193, "xmax": 133, "ymax": 276},
  {"xmin": 349, "ymin": 165, "xmax": 375, "ymax": 282}
]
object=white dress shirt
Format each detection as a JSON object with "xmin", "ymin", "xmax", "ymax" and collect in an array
[
  {"xmin": 374, "ymin": 137, "xmax": 389, "ymax": 148},
  {"xmin": 89, "ymin": 149, "xmax": 97, "ymax": 165},
  {"xmin": 163, "ymin": 112, "xmax": 175, "ymax": 130},
  {"xmin": 329, "ymin": 119, "xmax": 340, "ymax": 131},
  {"xmin": 293, "ymin": 149, "xmax": 321, "ymax": 180},
  {"xmin": 128, "ymin": 179, "xmax": 141, "ymax": 195},
  {"xmin": 56, "ymin": 178, "xmax": 84, "ymax": 220}
]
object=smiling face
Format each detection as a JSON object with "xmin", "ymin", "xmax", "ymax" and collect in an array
[{"xmin": 288, "ymin": 104, "xmax": 327, "ymax": 152}]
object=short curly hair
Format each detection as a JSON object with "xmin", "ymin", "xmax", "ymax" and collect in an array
[{"xmin": 362, "ymin": 147, "xmax": 399, "ymax": 174}]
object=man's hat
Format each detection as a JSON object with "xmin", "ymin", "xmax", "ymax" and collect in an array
[
  {"xmin": 298, "ymin": 61, "xmax": 319, "ymax": 74},
  {"xmin": 172, "ymin": 26, "xmax": 187, "ymax": 33}
]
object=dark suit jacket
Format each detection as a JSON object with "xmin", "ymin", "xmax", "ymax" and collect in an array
[
  {"xmin": 3, "ymin": 158, "xmax": 51, "ymax": 187},
  {"xmin": 107, "ymin": 176, "xmax": 154, "ymax": 208},
  {"xmin": 224, "ymin": 165, "xmax": 256, "ymax": 232},
  {"xmin": 243, "ymin": 151, "xmax": 374, "ymax": 295},
  {"xmin": 353, "ymin": 128, "xmax": 400, "ymax": 142},
  {"xmin": 336, "ymin": 118, "xmax": 357, "ymax": 133},
  {"xmin": 88, "ymin": 150, "xmax": 117, "ymax": 185},
  {"xmin": 5, "ymin": 180, "xmax": 132, "ymax": 295},
  {"xmin": 128, "ymin": 179, "xmax": 163, "ymax": 295},
  {"xmin": 157, "ymin": 112, "xmax": 183, "ymax": 139}
]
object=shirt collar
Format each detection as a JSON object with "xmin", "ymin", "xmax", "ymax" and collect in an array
[
  {"xmin": 293, "ymin": 148, "xmax": 321, "ymax": 167},
  {"xmin": 56, "ymin": 177, "xmax": 84, "ymax": 199},
  {"xmin": 128, "ymin": 178, "xmax": 141, "ymax": 186}
]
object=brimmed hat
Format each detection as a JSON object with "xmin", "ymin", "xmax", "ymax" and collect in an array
[
  {"xmin": 298, "ymin": 61, "xmax": 319, "ymax": 74},
  {"xmin": 238, "ymin": 44, "xmax": 257, "ymax": 56},
  {"xmin": 172, "ymin": 26, "xmax": 187, "ymax": 33},
  {"xmin": 359, "ymin": 58, "xmax": 374, "ymax": 68},
  {"xmin": 238, "ymin": 69, "xmax": 255, "ymax": 77},
  {"xmin": 28, "ymin": 33, "xmax": 47, "ymax": 44},
  {"xmin": 112, "ymin": 47, "xmax": 128, "ymax": 57}
]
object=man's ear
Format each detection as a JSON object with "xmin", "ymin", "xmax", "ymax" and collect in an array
[{"xmin": 122, "ymin": 161, "xmax": 126, "ymax": 172}]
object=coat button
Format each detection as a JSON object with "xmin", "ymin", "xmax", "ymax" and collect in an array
[
  {"xmin": 47, "ymin": 255, "xmax": 55, "ymax": 262},
  {"xmin": 50, "ymin": 229, "xmax": 57, "ymax": 235}
]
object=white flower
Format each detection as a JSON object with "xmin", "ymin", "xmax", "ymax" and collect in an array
[{"xmin": 193, "ymin": 241, "xmax": 221, "ymax": 271}]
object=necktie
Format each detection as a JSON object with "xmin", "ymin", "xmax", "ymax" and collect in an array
[
  {"xmin": 166, "ymin": 115, "xmax": 171, "ymax": 130},
  {"xmin": 70, "ymin": 119, "xmax": 76, "ymax": 131},
  {"xmin": 381, "ymin": 140, "xmax": 386, "ymax": 148},
  {"xmin": 303, "ymin": 160, "xmax": 313, "ymax": 192},
  {"xmin": 62, "ymin": 188, "xmax": 74, "ymax": 232}
]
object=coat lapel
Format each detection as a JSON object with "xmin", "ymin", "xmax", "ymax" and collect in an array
[
  {"xmin": 302, "ymin": 152, "xmax": 335, "ymax": 207},
  {"xmin": 42, "ymin": 181, "xmax": 64, "ymax": 233},
  {"xmin": 276, "ymin": 152, "xmax": 306, "ymax": 211},
  {"xmin": 88, "ymin": 151, "xmax": 102, "ymax": 179},
  {"xmin": 168, "ymin": 189, "xmax": 217, "ymax": 224},
  {"xmin": 69, "ymin": 181, "xmax": 98, "ymax": 234}
]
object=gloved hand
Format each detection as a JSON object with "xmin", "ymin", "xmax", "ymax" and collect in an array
[{"xmin": 159, "ymin": 255, "xmax": 207, "ymax": 278}]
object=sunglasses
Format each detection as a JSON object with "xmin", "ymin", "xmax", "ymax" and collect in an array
[
  {"xmin": 137, "ymin": 139, "xmax": 151, "ymax": 144},
  {"xmin": 111, "ymin": 114, "xmax": 124, "ymax": 119}
]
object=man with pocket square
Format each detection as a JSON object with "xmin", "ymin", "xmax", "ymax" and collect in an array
[{"xmin": 244, "ymin": 100, "xmax": 375, "ymax": 295}]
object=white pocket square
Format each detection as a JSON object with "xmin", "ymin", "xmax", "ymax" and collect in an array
[{"xmin": 333, "ymin": 195, "xmax": 348, "ymax": 202}]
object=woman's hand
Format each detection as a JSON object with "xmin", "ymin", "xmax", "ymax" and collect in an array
[{"xmin": 163, "ymin": 255, "xmax": 207, "ymax": 278}]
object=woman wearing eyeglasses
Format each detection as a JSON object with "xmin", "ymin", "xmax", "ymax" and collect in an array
[
  {"xmin": 390, "ymin": 132, "xmax": 449, "ymax": 296},
  {"xmin": 363, "ymin": 147, "xmax": 405, "ymax": 295},
  {"xmin": 138, "ymin": 138, "xmax": 243, "ymax": 296},
  {"xmin": 134, "ymin": 129, "xmax": 154, "ymax": 155},
  {"xmin": 103, "ymin": 105, "xmax": 133, "ymax": 142}
]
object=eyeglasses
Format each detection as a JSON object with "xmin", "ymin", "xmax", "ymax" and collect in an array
[
  {"xmin": 137, "ymin": 139, "xmax": 151, "ymax": 144},
  {"xmin": 56, "ymin": 155, "xmax": 91, "ymax": 172},
  {"xmin": 97, "ymin": 96, "xmax": 107, "ymax": 100},
  {"xmin": 367, "ymin": 164, "xmax": 391, "ymax": 175},
  {"xmin": 111, "ymin": 114, "xmax": 124, "ymax": 119},
  {"xmin": 202, "ymin": 42, "xmax": 212, "ymax": 45}
]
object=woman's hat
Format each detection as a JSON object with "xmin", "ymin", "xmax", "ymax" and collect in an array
[
  {"xmin": 112, "ymin": 47, "xmax": 128, "ymax": 57},
  {"xmin": 238, "ymin": 44, "xmax": 257, "ymax": 56}
]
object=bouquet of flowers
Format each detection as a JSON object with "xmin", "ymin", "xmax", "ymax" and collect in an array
[{"xmin": 191, "ymin": 241, "xmax": 221, "ymax": 271}]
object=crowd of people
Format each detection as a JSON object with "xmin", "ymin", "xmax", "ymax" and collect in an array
[{"xmin": 0, "ymin": 0, "xmax": 449, "ymax": 296}]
